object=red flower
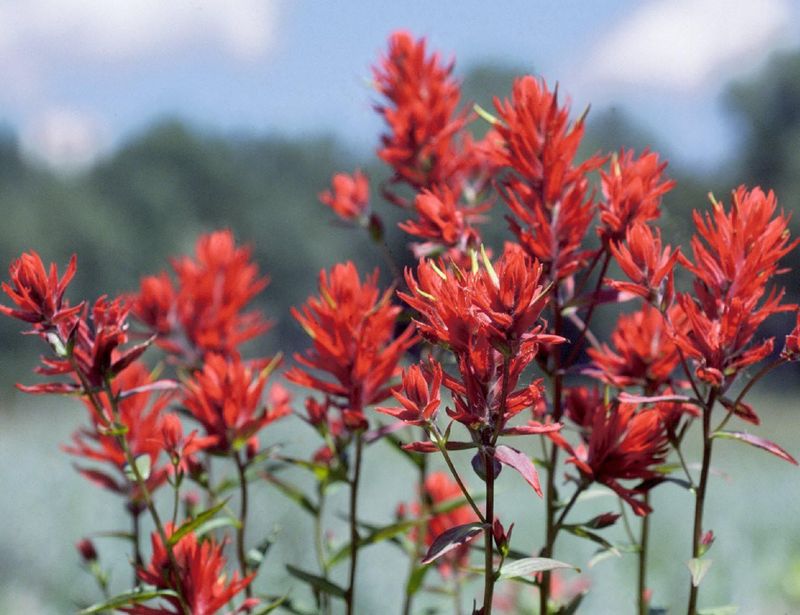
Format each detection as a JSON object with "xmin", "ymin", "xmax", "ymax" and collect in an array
[
  {"xmin": 287, "ymin": 262, "xmax": 416, "ymax": 428},
  {"xmin": 63, "ymin": 363, "xmax": 171, "ymax": 504},
  {"xmin": 377, "ymin": 360, "xmax": 443, "ymax": 425},
  {"xmin": 782, "ymin": 310, "xmax": 800, "ymax": 360},
  {"xmin": 587, "ymin": 304, "xmax": 682, "ymax": 390},
  {"xmin": 183, "ymin": 353, "xmax": 289, "ymax": 454},
  {"xmin": 400, "ymin": 472, "xmax": 477, "ymax": 578},
  {"xmin": 133, "ymin": 230, "xmax": 270, "ymax": 362},
  {"xmin": 597, "ymin": 149, "xmax": 674, "ymax": 244},
  {"xmin": 608, "ymin": 222, "xmax": 681, "ymax": 308},
  {"xmin": 0, "ymin": 251, "xmax": 81, "ymax": 328},
  {"xmin": 319, "ymin": 170, "xmax": 370, "ymax": 223},
  {"xmin": 554, "ymin": 402, "xmax": 668, "ymax": 515},
  {"xmin": 493, "ymin": 76, "xmax": 603, "ymax": 280},
  {"xmin": 21, "ymin": 296, "xmax": 152, "ymax": 395},
  {"xmin": 126, "ymin": 525, "xmax": 254, "ymax": 615},
  {"xmin": 160, "ymin": 414, "xmax": 218, "ymax": 473},
  {"xmin": 374, "ymin": 31, "xmax": 475, "ymax": 198},
  {"xmin": 674, "ymin": 187, "xmax": 797, "ymax": 386},
  {"xmin": 399, "ymin": 186, "xmax": 487, "ymax": 260}
]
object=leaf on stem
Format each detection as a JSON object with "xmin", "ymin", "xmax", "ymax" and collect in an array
[
  {"xmin": 711, "ymin": 431, "xmax": 798, "ymax": 465},
  {"xmin": 686, "ymin": 557, "xmax": 713, "ymax": 587},
  {"xmin": 168, "ymin": 499, "xmax": 229, "ymax": 546},
  {"xmin": 498, "ymin": 557, "xmax": 577, "ymax": 579},
  {"xmin": 494, "ymin": 445, "xmax": 542, "ymax": 496},
  {"xmin": 420, "ymin": 522, "xmax": 485, "ymax": 565},
  {"xmin": 286, "ymin": 564, "xmax": 347, "ymax": 598},
  {"xmin": 78, "ymin": 588, "xmax": 180, "ymax": 614}
]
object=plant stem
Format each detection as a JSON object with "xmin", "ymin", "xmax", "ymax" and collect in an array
[
  {"xmin": 638, "ymin": 492, "xmax": 651, "ymax": 615},
  {"xmin": 482, "ymin": 445, "xmax": 496, "ymax": 615},
  {"xmin": 345, "ymin": 433, "xmax": 364, "ymax": 615},
  {"xmin": 131, "ymin": 509, "xmax": 143, "ymax": 586},
  {"xmin": 234, "ymin": 452, "xmax": 252, "ymax": 597},
  {"xmin": 314, "ymin": 487, "xmax": 330, "ymax": 615},
  {"xmin": 432, "ymin": 424, "xmax": 486, "ymax": 523},
  {"xmin": 687, "ymin": 390, "xmax": 716, "ymax": 615},
  {"xmin": 402, "ymin": 451, "xmax": 428, "ymax": 615}
]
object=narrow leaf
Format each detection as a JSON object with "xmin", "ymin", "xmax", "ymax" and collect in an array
[
  {"xmin": 420, "ymin": 522, "xmax": 484, "ymax": 565},
  {"xmin": 118, "ymin": 379, "xmax": 179, "ymax": 399},
  {"xmin": 405, "ymin": 564, "xmax": 432, "ymax": 597},
  {"xmin": 619, "ymin": 392, "xmax": 691, "ymax": 404},
  {"xmin": 686, "ymin": 558, "xmax": 713, "ymax": 587},
  {"xmin": 711, "ymin": 430, "xmax": 798, "ymax": 465},
  {"xmin": 123, "ymin": 455, "xmax": 151, "ymax": 481},
  {"xmin": 168, "ymin": 500, "xmax": 228, "ymax": 546},
  {"xmin": 79, "ymin": 588, "xmax": 179, "ymax": 614},
  {"xmin": 286, "ymin": 564, "xmax": 346, "ymax": 598},
  {"xmin": 499, "ymin": 557, "xmax": 577, "ymax": 579},
  {"xmin": 494, "ymin": 445, "xmax": 542, "ymax": 496},
  {"xmin": 261, "ymin": 471, "xmax": 319, "ymax": 516}
]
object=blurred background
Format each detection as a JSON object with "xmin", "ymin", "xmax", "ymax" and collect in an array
[{"xmin": 1, "ymin": 1, "xmax": 800, "ymax": 613}]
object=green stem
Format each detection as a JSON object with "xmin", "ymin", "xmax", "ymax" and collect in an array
[
  {"xmin": 638, "ymin": 492, "xmax": 651, "ymax": 615},
  {"xmin": 314, "ymin": 487, "xmax": 330, "ymax": 615},
  {"xmin": 234, "ymin": 452, "xmax": 252, "ymax": 597},
  {"xmin": 345, "ymin": 434, "xmax": 364, "ymax": 615},
  {"xmin": 482, "ymin": 446, "xmax": 496, "ymax": 615},
  {"xmin": 131, "ymin": 509, "xmax": 143, "ymax": 586},
  {"xmin": 402, "ymin": 451, "xmax": 428, "ymax": 615},
  {"xmin": 432, "ymin": 424, "xmax": 486, "ymax": 523}
]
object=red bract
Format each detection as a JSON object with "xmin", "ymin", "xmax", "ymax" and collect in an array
[
  {"xmin": 183, "ymin": 353, "xmax": 289, "ymax": 454},
  {"xmin": 783, "ymin": 310, "xmax": 800, "ymax": 360},
  {"xmin": 674, "ymin": 187, "xmax": 796, "ymax": 387},
  {"xmin": 133, "ymin": 230, "xmax": 270, "ymax": 362},
  {"xmin": 287, "ymin": 262, "xmax": 416, "ymax": 429},
  {"xmin": 399, "ymin": 186, "xmax": 487, "ymax": 260},
  {"xmin": 597, "ymin": 149, "xmax": 674, "ymax": 244},
  {"xmin": 319, "ymin": 170, "xmax": 370, "ymax": 223},
  {"xmin": 608, "ymin": 222, "xmax": 681, "ymax": 308},
  {"xmin": 0, "ymin": 251, "xmax": 80, "ymax": 328},
  {"xmin": 587, "ymin": 304, "xmax": 682, "ymax": 391},
  {"xmin": 493, "ymin": 76, "xmax": 603, "ymax": 280},
  {"xmin": 374, "ymin": 31, "xmax": 470, "ymax": 196},
  {"xmin": 160, "ymin": 414, "xmax": 218, "ymax": 473},
  {"xmin": 377, "ymin": 360, "xmax": 443, "ymax": 425},
  {"xmin": 22, "ymin": 296, "xmax": 152, "ymax": 395},
  {"xmin": 555, "ymin": 402, "xmax": 669, "ymax": 515},
  {"xmin": 400, "ymin": 472, "xmax": 477, "ymax": 578},
  {"xmin": 63, "ymin": 363, "xmax": 170, "ymax": 504},
  {"xmin": 126, "ymin": 525, "xmax": 254, "ymax": 615}
]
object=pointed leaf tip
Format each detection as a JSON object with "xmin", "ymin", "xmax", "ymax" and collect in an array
[{"xmin": 420, "ymin": 522, "xmax": 484, "ymax": 565}]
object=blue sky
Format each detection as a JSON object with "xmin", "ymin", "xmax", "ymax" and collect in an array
[{"xmin": 2, "ymin": 0, "xmax": 799, "ymax": 170}]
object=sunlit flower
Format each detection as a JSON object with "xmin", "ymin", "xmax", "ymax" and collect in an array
[{"xmin": 319, "ymin": 170, "xmax": 370, "ymax": 223}]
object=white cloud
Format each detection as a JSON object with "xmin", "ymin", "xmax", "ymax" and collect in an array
[
  {"xmin": 581, "ymin": 0, "xmax": 793, "ymax": 92},
  {"xmin": 20, "ymin": 107, "xmax": 110, "ymax": 171}
]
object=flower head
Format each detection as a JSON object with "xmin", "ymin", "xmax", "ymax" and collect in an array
[
  {"xmin": 319, "ymin": 170, "xmax": 370, "ymax": 223},
  {"xmin": 287, "ymin": 262, "xmax": 416, "ymax": 429},
  {"xmin": 183, "ymin": 354, "xmax": 289, "ymax": 454},
  {"xmin": 126, "ymin": 525, "xmax": 254, "ymax": 615}
]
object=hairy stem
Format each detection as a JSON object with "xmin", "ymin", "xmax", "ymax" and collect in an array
[
  {"xmin": 638, "ymin": 492, "xmax": 651, "ymax": 615},
  {"xmin": 482, "ymin": 446, "xmax": 496, "ymax": 615}
]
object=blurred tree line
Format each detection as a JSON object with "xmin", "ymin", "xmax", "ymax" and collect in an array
[{"xmin": 1, "ymin": 53, "xmax": 798, "ymax": 392}]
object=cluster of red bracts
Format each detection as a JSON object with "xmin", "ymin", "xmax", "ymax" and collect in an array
[{"xmin": 4, "ymin": 28, "xmax": 800, "ymax": 615}]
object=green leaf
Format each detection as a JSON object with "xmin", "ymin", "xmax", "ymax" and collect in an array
[
  {"xmin": 286, "ymin": 565, "xmax": 346, "ymax": 599},
  {"xmin": 78, "ymin": 588, "xmax": 179, "ymax": 614},
  {"xmin": 499, "ymin": 557, "xmax": 577, "ymax": 579},
  {"xmin": 327, "ymin": 518, "xmax": 418, "ymax": 568},
  {"xmin": 168, "ymin": 500, "xmax": 228, "ymax": 546},
  {"xmin": 262, "ymin": 472, "xmax": 319, "ymax": 516},
  {"xmin": 123, "ymin": 455, "xmax": 151, "ymax": 481},
  {"xmin": 562, "ymin": 525, "xmax": 619, "ymax": 554},
  {"xmin": 193, "ymin": 515, "xmax": 241, "ymax": 538},
  {"xmin": 686, "ymin": 558, "xmax": 713, "ymax": 587},
  {"xmin": 251, "ymin": 592, "xmax": 290, "ymax": 614},
  {"xmin": 405, "ymin": 564, "xmax": 432, "ymax": 597}
]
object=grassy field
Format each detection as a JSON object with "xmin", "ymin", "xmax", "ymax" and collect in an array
[{"xmin": 1, "ymin": 388, "xmax": 798, "ymax": 614}]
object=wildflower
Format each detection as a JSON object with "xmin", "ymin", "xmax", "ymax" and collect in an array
[
  {"xmin": 183, "ymin": 354, "xmax": 289, "ymax": 454},
  {"xmin": 0, "ymin": 251, "xmax": 80, "ymax": 328},
  {"xmin": 63, "ymin": 363, "xmax": 171, "ymax": 505},
  {"xmin": 76, "ymin": 538, "xmax": 98, "ymax": 563},
  {"xmin": 133, "ymin": 230, "xmax": 270, "ymax": 362},
  {"xmin": 674, "ymin": 187, "xmax": 796, "ymax": 387},
  {"xmin": 608, "ymin": 223, "xmax": 680, "ymax": 308},
  {"xmin": 160, "ymin": 414, "xmax": 217, "ymax": 473},
  {"xmin": 377, "ymin": 360, "xmax": 443, "ymax": 425},
  {"xmin": 554, "ymin": 402, "xmax": 669, "ymax": 515},
  {"xmin": 319, "ymin": 170, "xmax": 370, "ymax": 223},
  {"xmin": 587, "ymin": 304, "xmax": 682, "ymax": 390},
  {"xmin": 493, "ymin": 76, "xmax": 603, "ymax": 280},
  {"xmin": 287, "ymin": 262, "xmax": 416, "ymax": 429},
  {"xmin": 782, "ymin": 310, "xmax": 800, "ymax": 360},
  {"xmin": 126, "ymin": 525, "xmax": 254, "ymax": 615},
  {"xmin": 597, "ymin": 149, "xmax": 674, "ymax": 244}
]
